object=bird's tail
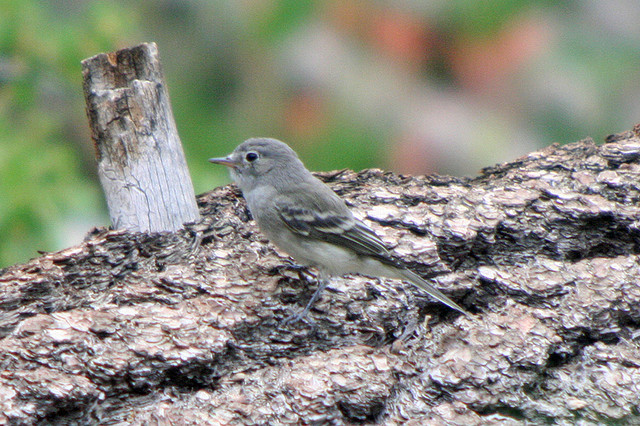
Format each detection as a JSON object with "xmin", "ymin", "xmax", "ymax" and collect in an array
[{"xmin": 396, "ymin": 268, "xmax": 467, "ymax": 315}]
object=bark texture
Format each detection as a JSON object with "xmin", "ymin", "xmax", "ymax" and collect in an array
[
  {"xmin": 1, "ymin": 129, "xmax": 640, "ymax": 425},
  {"xmin": 82, "ymin": 42, "xmax": 200, "ymax": 232}
]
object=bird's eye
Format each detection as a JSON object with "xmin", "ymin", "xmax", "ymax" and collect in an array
[{"xmin": 245, "ymin": 152, "xmax": 259, "ymax": 162}]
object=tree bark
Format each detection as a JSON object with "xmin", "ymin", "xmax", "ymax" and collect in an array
[
  {"xmin": 82, "ymin": 42, "xmax": 200, "ymax": 232},
  {"xmin": 1, "ymin": 128, "xmax": 640, "ymax": 424}
]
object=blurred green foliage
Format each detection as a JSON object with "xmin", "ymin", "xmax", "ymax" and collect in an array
[
  {"xmin": 1, "ymin": 0, "xmax": 639, "ymax": 267},
  {"xmin": 0, "ymin": 0, "xmax": 141, "ymax": 266}
]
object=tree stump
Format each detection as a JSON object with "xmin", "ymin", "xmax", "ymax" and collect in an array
[{"xmin": 82, "ymin": 42, "xmax": 199, "ymax": 232}]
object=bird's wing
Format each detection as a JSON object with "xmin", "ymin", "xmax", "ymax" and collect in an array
[
  {"xmin": 274, "ymin": 189, "xmax": 396, "ymax": 265},
  {"xmin": 274, "ymin": 186, "xmax": 467, "ymax": 315}
]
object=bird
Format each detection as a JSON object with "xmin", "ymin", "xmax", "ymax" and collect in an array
[{"xmin": 209, "ymin": 138, "xmax": 466, "ymax": 322}]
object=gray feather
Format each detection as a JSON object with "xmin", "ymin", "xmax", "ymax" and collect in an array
[
  {"xmin": 276, "ymin": 197, "xmax": 397, "ymax": 267},
  {"xmin": 397, "ymin": 268, "xmax": 467, "ymax": 315}
]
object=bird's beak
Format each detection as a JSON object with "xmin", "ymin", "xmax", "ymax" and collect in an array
[{"xmin": 208, "ymin": 156, "xmax": 239, "ymax": 169}]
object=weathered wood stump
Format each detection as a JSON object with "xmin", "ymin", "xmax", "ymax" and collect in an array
[{"xmin": 82, "ymin": 42, "xmax": 199, "ymax": 232}]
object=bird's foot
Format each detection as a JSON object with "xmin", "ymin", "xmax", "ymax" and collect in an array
[
  {"xmin": 281, "ymin": 308, "xmax": 315, "ymax": 326},
  {"xmin": 281, "ymin": 278, "xmax": 329, "ymax": 326}
]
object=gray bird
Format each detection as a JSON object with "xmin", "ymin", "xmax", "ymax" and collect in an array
[{"xmin": 209, "ymin": 138, "xmax": 466, "ymax": 322}]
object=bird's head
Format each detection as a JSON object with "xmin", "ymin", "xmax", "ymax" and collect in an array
[{"xmin": 209, "ymin": 138, "xmax": 306, "ymax": 192}]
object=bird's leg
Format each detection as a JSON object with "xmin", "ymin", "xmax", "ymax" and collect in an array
[{"xmin": 283, "ymin": 275, "xmax": 329, "ymax": 324}]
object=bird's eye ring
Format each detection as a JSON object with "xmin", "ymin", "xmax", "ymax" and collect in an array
[{"xmin": 245, "ymin": 152, "xmax": 259, "ymax": 162}]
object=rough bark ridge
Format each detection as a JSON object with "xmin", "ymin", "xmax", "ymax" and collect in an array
[{"xmin": 1, "ymin": 129, "xmax": 639, "ymax": 425}]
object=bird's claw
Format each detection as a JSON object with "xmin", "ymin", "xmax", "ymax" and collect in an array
[{"xmin": 282, "ymin": 309, "xmax": 315, "ymax": 326}]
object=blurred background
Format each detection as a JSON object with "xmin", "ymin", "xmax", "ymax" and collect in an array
[{"xmin": 1, "ymin": 0, "xmax": 640, "ymax": 267}]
